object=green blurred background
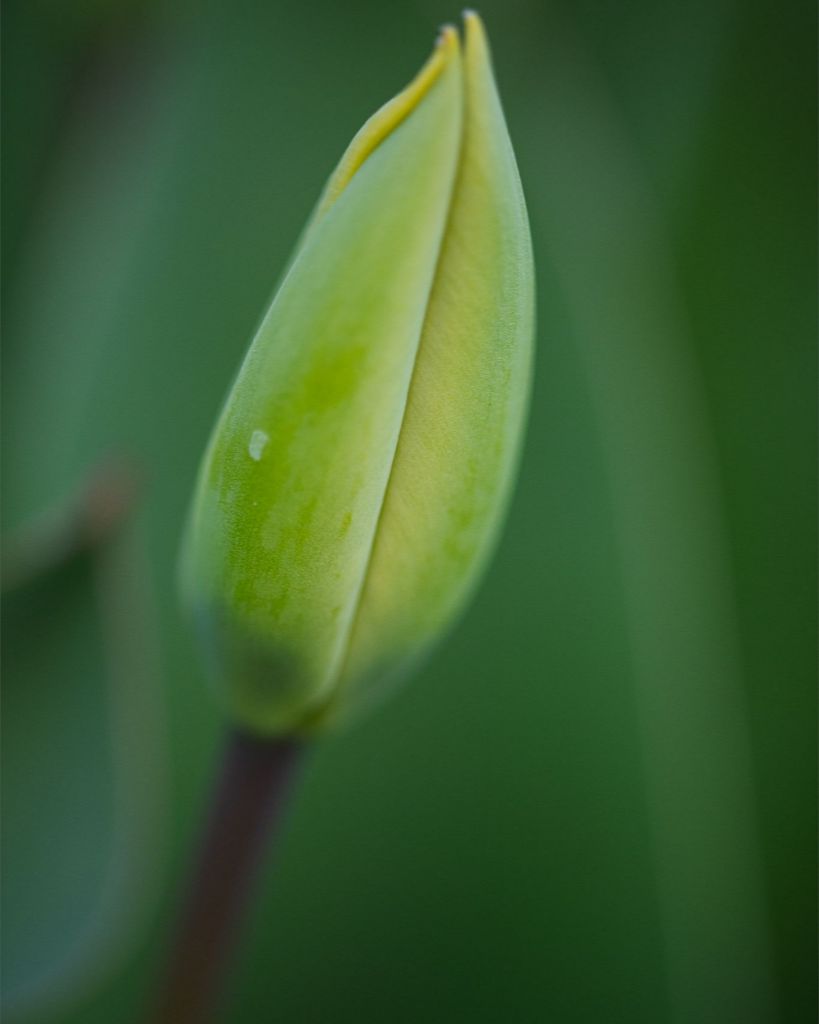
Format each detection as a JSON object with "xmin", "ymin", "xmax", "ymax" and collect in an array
[{"xmin": 2, "ymin": 0, "xmax": 815, "ymax": 1021}]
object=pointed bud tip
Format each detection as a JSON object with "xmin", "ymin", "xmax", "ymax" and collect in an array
[
  {"xmin": 462, "ymin": 10, "xmax": 487, "ymax": 43},
  {"xmin": 461, "ymin": 9, "xmax": 492, "ymax": 71},
  {"xmin": 435, "ymin": 23, "xmax": 460, "ymax": 56}
]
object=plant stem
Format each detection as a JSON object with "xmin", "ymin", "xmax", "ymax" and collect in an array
[{"xmin": 154, "ymin": 730, "xmax": 303, "ymax": 1023}]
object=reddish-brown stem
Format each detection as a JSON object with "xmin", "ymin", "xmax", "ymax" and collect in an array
[{"xmin": 154, "ymin": 730, "xmax": 303, "ymax": 1023}]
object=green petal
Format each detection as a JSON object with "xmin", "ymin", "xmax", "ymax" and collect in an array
[{"xmin": 181, "ymin": 30, "xmax": 463, "ymax": 732}]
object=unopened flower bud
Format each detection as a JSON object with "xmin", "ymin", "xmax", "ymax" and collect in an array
[{"xmin": 181, "ymin": 12, "xmax": 534, "ymax": 734}]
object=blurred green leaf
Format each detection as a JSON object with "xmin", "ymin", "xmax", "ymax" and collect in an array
[{"xmin": 2, "ymin": 485, "xmax": 165, "ymax": 1022}]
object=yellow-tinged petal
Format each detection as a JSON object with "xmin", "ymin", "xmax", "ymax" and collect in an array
[{"xmin": 314, "ymin": 11, "xmax": 535, "ymax": 726}]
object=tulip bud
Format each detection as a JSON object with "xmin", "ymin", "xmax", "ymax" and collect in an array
[{"xmin": 180, "ymin": 12, "xmax": 534, "ymax": 734}]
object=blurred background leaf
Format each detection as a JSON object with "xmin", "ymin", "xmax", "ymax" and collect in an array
[{"xmin": 2, "ymin": 0, "xmax": 815, "ymax": 1022}]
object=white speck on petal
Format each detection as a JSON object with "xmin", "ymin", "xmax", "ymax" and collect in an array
[{"xmin": 248, "ymin": 429, "xmax": 269, "ymax": 462}]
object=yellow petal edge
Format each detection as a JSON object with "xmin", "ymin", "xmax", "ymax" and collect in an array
[{"xmin": 317, "ymin": 24, "xmax": 461, "ymax": 216}]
